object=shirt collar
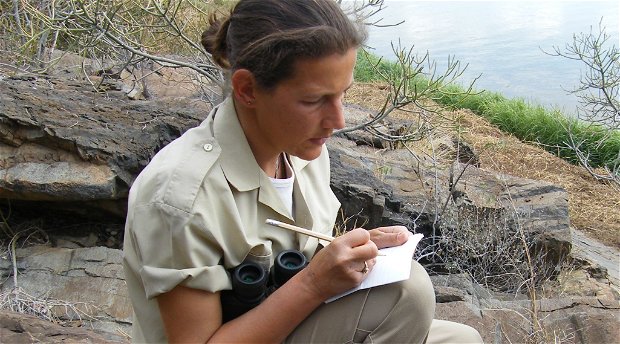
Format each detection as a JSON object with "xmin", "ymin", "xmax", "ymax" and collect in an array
[{"xmin": 214, "ymin": 97, "xmax": 311, "ymax": 192}]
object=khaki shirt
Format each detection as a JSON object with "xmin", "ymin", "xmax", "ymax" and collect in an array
[{"xmin": 123, "ymin": 97, "xmax": 341, "ymax": 343}]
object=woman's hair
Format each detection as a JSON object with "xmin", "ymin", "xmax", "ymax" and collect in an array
[{"xmin": 201, "ymin": 0, "xmax": 367, "ymax": 90}]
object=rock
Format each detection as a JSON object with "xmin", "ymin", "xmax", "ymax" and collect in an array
[
  {"xmin": 481, "ymin": 296, "xmax": 619, "ymax": 343},
  {"xmin": 0, "ymin": 73, "xmax": 209, "ymax": 217},
  {"xmin": 433, "ymin": 280, "xmax": 620, "ymax": 344},
  {"xmin": 477, "ymin": 306, "xmax": 533, "ymax": 343},
  {"xmin": 571, "ymin": 228, "xmax": 620, "ymax": 288},
  {"xmin": 0, "ymin": 245, "xmax": 131, "ymax": 336},
  {"xmin": 0, "ymin": 73, "xmax": 572, "ymax": 259},
  {"xmin": 327, "ymin": 105, "xmax": 574, "ymax": 284},
  {"xmin": 40, "ymin": 49, "xmax": 222, "ymax": 102},
  {"xmin": 431, "ymin": 274, "xmax": 478, "ymax": 304},
  {"xmin": 328, "ymin": 137, "xmax": 572, "ymax": 270},
  {"xmin": 4, "ymin": 244, "xmax": 615, "ymax": 344},
  {"xmin": 0, "ymin": 310, "xmax": 129, "ymax": 343},
  {"xmin": 539, "ymin": 303, "xmax": 619, "ymax": 344}
]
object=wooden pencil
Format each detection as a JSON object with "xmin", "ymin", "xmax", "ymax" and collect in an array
[{"xmin": 265, "ymin": 219, "xmax": 385, "ymax": 255}]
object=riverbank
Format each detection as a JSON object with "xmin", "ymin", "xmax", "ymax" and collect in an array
[
  {"xmin": 345, "ymin": 80, "xmax": 620, "ymax": 249},
  {"xmin": 354, "ymin": 51, "xmax": 620, "ymax": 171}
]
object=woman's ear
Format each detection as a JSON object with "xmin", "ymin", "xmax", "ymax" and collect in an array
[{"xmin": 231, "ymin": 69, "xmax": 257, "ymax": 107}]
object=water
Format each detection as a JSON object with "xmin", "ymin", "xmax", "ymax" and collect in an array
[{"xmin": 359, "ymin": 0, "xmax": 619, "ymax": 115}]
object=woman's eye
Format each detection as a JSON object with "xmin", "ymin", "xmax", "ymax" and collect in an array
[{"xmin": 302, "ymin": 98, "xmax": 322, "ymax": 105}]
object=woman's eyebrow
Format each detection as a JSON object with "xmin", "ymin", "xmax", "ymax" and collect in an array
[{"xmin": 303, "ymin": 79, "xmax": 354, "ymax": 97}]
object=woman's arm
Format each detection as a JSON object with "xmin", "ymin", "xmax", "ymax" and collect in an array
[
  {"xmin": 157, "ymin": 228, "xmax": 378, "ymax": 343},
  {"xmin": 157, "ymin": 286, "xmax": 223, "ymax": 343},
  {"xmin": 157, "ymin": 277, "xmax": 321, "ymax": 344}
]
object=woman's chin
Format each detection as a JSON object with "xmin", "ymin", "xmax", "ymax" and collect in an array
[{"xmin": 293, "ymin": 148, "xmax": 323, "ymax": 161}]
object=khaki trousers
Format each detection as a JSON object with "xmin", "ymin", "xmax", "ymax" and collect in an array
[{"xmin": 285, "ymin": 261, "xmax": 483, "ymax": 344}]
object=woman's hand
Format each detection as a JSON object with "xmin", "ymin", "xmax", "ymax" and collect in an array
[
  {"xmin": 300, "ymin": 228, "xmax": 378, "ymax": 300},
  {"xmin": 368, "ymin": 225, "xmax": 410, "ymax": 249}
]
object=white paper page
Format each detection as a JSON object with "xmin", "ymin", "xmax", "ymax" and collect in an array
[{"xmin": 326, "ymin": 233, "xmax": 424, "ymax": 303}]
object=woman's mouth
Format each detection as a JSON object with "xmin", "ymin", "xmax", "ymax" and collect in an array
[{"xmin": 309, "ymin": 137, "xmax": 328, "ymax": 145}]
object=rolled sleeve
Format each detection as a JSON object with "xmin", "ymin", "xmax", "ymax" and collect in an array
[
  {"xmin": 140, "ymin": 265, "xmax": 229, "ymax": 299},
  {"xmin": 131, "ymin": 202, "xmax": 231, "ymax": 299}
]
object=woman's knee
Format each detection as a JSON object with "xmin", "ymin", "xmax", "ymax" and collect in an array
[
  {"xmin": 426, "ymin": 320, "xmax": 484, "ymax": 344},
  {"xmin": 363, "ymin": 260, "xmax": 435, "ymax": 323},
  {"xmin": 353, "ymin": 260, "xmax": 436, "ymax": 343},
  {"xmin": 406, "ymin": 260, "xmax": 435, "ymax": 298},
  {"xmin": 397, "ymin": 260, "xmax": 436, "ymax": 316}
]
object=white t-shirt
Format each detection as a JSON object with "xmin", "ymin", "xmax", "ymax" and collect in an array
[{"xmin": 269, "ymin": 156, "xmax": 295, "ymax": 217}]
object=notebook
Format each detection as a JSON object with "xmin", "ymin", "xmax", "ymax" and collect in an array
[{"xmin": 326, "ymin": 233, "xmax": 424, "ymax": 303}]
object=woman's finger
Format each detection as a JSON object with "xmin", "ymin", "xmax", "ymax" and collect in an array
[
  {"xmin": 335, "ymin": 227, "xmax": 371, "ymax": 248},
  {"xmin": 369, "ymin": 226, "xmax": 409, "ymax": 248},
  {"xmin": 358, "ymin": 257, "xmax": 377, "ymax": 274}
]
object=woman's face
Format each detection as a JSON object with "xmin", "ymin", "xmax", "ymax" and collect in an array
[{"xmin": 251, "ymin": 48, "xmax": 357, "ymax": 161}]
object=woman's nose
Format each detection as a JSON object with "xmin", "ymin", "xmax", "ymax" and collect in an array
[{"xmin": 323, "ymin": 98, "xmax": 345, "ymax": 129}]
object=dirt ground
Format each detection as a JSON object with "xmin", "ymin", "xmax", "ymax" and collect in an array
[{"xmin": 345, "ymin": 82, "xmax": 620, "ymax": 249}]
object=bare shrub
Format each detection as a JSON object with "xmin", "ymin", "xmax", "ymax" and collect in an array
[
  {"xmin": 546, "ymin": 19, "xmax": 620, "ymax": 184},
  {"xmin": 0, "ymin": 287, "xmax": 100, "ymax": 326},
  {"xmin": 419, "ymin": 203, "xmax": 560, "ymax": 294},
  {"xmin": 547, "ymin": 19, "xmax": 619, "ymax": 130},
  {"xmin": 0, "ymin": 207, "xmax": 101, "ymax": 326}
]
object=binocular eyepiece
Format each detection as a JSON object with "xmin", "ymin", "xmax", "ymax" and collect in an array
[
  {"xmin": 272, "ymin": 249, "xmax": 308, "ymax": 288},
  {"xmin": 231, "ymin": 262, "xmax": 268, "ymax": 304},
  {"xmin": 221, "ymin": 250, "xmax": 308, "ymax": 322}
]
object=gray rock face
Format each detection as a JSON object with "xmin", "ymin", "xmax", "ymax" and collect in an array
[
  {"xmin": 0, "ymin": 244, "xmax": 131, "ymax": 336},
  {"xmin": 0, "ymin": 74, "xmax": 208, "ymax": 216},
  {"xmin": 0, "ymin": 310, "xmax": 129, "ymax": 343},
  {"xmin": 431, "ymin": 274, "xmax": 620, "ymax": 344},
  {"xmin": 571, "ymin": 229, "xmax": 620, "ymax": 288},
  {"xmin": 328, "ymin": 136, "xmax": 572, "ymax": 273}
]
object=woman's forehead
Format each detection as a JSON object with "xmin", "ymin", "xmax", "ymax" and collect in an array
[{"xmin": 282, "ymin": 49, "xmax": 357, "ymax": 92}]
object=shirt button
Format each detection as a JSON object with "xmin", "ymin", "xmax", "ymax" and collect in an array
[{"xmin": 203, "ymin": 143, "xmax": 213, "ymax": 152}]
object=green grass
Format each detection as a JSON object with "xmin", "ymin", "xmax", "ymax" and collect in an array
[
  {"xmin": 355, "ymin": 51, "xmax": 620, "ymax": 170},
  {"xmin": 354, "ymin": 50, "xmax": 402, "ymax": 82}
]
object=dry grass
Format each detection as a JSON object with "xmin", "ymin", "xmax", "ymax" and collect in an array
[
  {"xmin": 458, "ymin": 111, "xmax": 620, "ymax": 248},
  {"xmin": 345, "ymin": 82, "xmax": 620, "ymax": 249},
  {"xmin": 0, "ymin": 287, "xmax": 99, "ymax": 326}
]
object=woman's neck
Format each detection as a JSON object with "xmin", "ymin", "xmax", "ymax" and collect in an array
[{"xmin": 233, "ymin": 98, "xmax": 283, "ymax": 178}]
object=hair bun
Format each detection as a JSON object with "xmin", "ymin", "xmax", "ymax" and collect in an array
[{"xmin": 201, "ymin": 13, "xmax": 232, "ymax": 69}]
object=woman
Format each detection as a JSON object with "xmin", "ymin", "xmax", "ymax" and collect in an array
[{"xmin": 123, "ymin": 0, "xmax": 484, "ymax": 343}]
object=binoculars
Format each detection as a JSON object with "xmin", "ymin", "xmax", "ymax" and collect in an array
[{"xmin": 221, "ymin": 249, "xmax": 308, "ymax": 322}]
